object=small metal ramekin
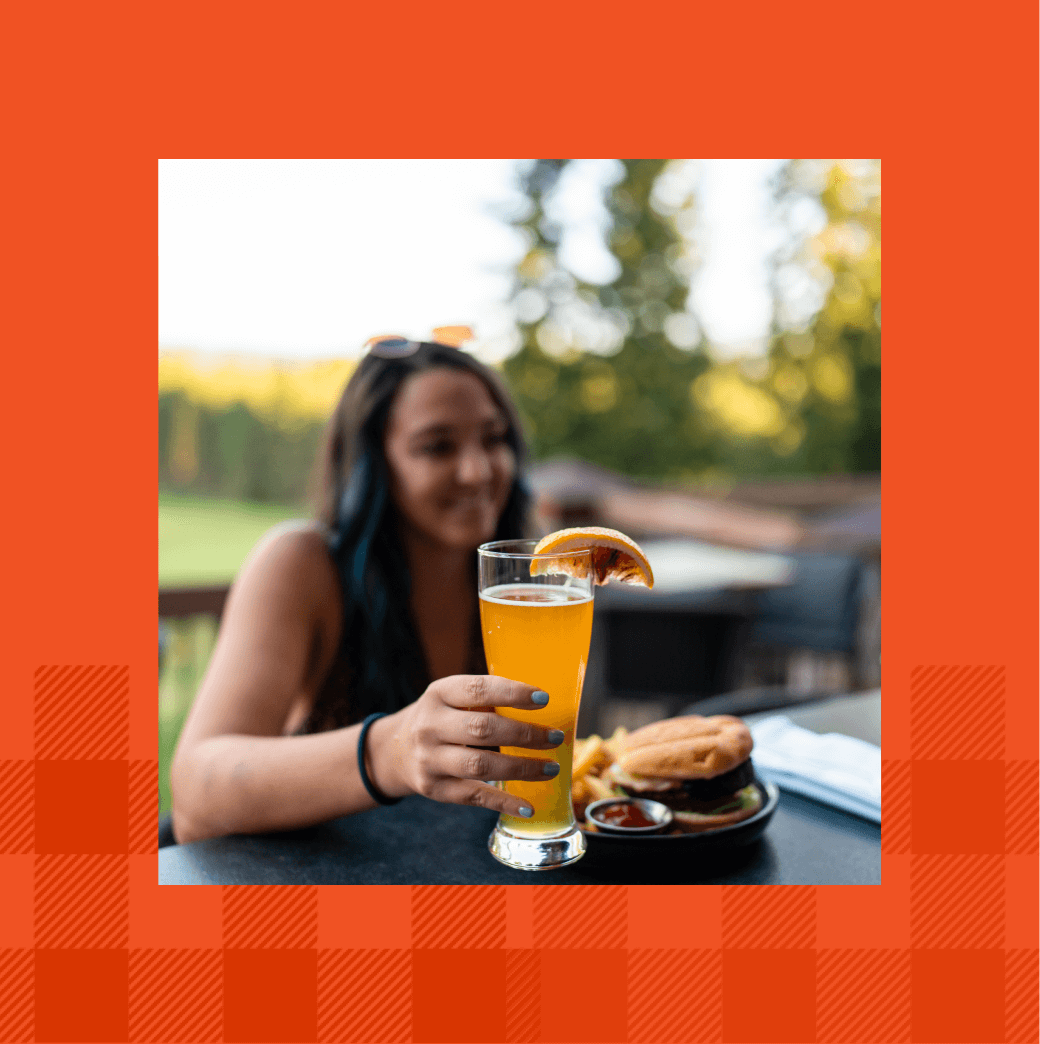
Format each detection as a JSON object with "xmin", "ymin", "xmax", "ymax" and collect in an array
[{"xmin": 584, "ymin": 797, "xmax": 673, "ymax": 835}]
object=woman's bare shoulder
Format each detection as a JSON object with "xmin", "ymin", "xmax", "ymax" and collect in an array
[
  {"xmin": 231, "ymin": 521, "xmax": 340, "ymax": 618},
  {"xmin": 249, "ymin": 519, "xmax": 333, "ymax": 563}
]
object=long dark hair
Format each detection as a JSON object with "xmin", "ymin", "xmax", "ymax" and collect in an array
[{"xmin": 301, "ymin": 342, "xmax": 532, "ymax": 730}]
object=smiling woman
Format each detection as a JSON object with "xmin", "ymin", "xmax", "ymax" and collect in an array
[
  {"xmin": 385, "ymin": 371, "xmax": 516, "ymax": 560},
  {"xmin": 383, "ymin": 370, "xmax": 517, "ymax": 680},
  {"xmin": 168, "ymin": 337, "xmax": 570, "ymax": 846}
]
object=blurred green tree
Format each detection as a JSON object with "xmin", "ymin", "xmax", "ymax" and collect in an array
[
  {"xmin": 158, "ymin": 391, "xmax": 323, "ymax": 505},
  {"xmin": 684, "ymin": 160, "xmax": 880, "ymax": 477},
  {"xmin": 501, "ymin": 159, "xmax": 714, "ymax": 480},
  {"xmin": 768, "ymin": 159, "xmax": 881, "ymax": 474}
]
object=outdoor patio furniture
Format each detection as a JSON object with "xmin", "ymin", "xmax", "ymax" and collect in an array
[
  {"xmin": 739, "ymin": 550, "xmax": 880, "ymax": 692},
  {"xmin": 575, "ymin": 539, "xmax": 795, "ymax": 733}
]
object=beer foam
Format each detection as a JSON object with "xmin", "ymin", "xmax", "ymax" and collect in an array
[{"xmin": 480, "ymin": 582, "xmax": 593, "ymax": 606}]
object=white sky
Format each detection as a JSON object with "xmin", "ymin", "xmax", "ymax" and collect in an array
[
  {"xmin": 691, "ymin": 159, "xmax": 787, "ymax": 354},
  {"xmin": 159, "ymin": 159, "xmax": 789, "ymax": 363}
]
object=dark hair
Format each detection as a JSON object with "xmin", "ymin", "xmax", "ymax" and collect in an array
[{"xmin": 302, "ymin": 342, "xmax": 532, "ymax": 730}]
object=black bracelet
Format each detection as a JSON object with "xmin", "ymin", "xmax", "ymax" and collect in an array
[{"xmin": 357, "ymin": 713, "xmax": 402, "ymax": 806}]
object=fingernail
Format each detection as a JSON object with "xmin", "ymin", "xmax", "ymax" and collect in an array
[
  {"xmin": 517, "ymin": 806, "xmax": 534, "ymax": 818},
  {"xmin": 531, "ymin": 691, "xmax": 549, "ymax": 706},
  {"xmin": 547, "ymin": 729, "xmax": 565, "ymax": 745},
  {"xmin": 542, "ymin": 761, "xmax": 560, "ymax": 777}
]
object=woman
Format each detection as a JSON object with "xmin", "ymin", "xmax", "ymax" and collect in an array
[{"xmin": 169, "ymin": 336, "xmax": 563, "ymax": 844}]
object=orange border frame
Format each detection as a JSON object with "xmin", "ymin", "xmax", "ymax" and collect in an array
[{"xmin": 3, "ymin": 1, "xmax": 1037, "ymax": 1041}]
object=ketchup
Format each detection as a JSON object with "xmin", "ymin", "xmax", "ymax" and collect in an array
[{"xmin": 590, "ymin": 801, "xmax": 657, "ymax": 829}]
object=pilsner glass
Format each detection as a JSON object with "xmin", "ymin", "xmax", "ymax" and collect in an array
[{"xmin": 478, "ymin": 539, "xmax": 594, "ymax": 870}]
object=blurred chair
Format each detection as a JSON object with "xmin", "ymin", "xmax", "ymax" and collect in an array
[
  {"xmin": 577, "ymin": 586, "xmax": 762, "ymax": 736},
  {"xmin": 758, "ymin": 550, "xmax": 861, "ymax": 640},
  {"xmin": 684, "ymin": 551, "xmax": 880, "ymax": 718}
]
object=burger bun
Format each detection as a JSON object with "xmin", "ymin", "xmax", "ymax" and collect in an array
[{"xmin": 617, "ymin": 715, "xmax": 753, "ymax": 780}]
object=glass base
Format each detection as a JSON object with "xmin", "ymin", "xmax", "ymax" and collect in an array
[{"xmin": 488, "ymin": 821, "xmax": 586, "ymax": 871}]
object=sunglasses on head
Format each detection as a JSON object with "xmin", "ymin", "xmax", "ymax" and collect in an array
[{"xmin": 364, "ymin": 326, "xmax": 474, "ymax": 359}]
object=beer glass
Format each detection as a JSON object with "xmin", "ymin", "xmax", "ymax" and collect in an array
[{"xmin": 478, "ymin": 539, "xmax": 594, "ymax": 870}]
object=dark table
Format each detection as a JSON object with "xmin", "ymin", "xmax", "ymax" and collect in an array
[
  {"xmin": 159, "ymin": 788, "xmax": 878, "ymax": 886},
  {"xmin": 159, "ymin": 694, "xmax": 881, "ymax": 886}
]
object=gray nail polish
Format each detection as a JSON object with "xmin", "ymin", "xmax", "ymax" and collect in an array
[
  {"xmin": 531, "ymin": 691, "xmax": 549, "ymax": 706},
  {"xmin": 547, "ymin": 729, "xmax": 565, "ymax": 745},
  {"xmin": 542, "ymin": 761, "xmax": 560, "ymax": 777},
  {"xmin": 517, "ymin": 806, "xmax": 534, "ymax": 818}
]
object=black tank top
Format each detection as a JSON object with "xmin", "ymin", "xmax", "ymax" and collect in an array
[{"xmin": 296, "ymin": 541, "xmax": 488, "ymax": 734}]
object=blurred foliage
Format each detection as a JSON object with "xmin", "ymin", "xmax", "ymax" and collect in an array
[
  {"xmin": 502, "ymin": 158, "xmax": 880, "ymax": 479},
  {"xmin": 159, "ymin": 351, "xmax": 355, "ymax": 424},
  {"xmin": 781, "ymin": 158, "xmax": 881, "ymax": 474},
  {"xmin": 157, "ymin": 354, "xmax": 355, "ymax": 503},
  {"xmin": 159, "ymin": 389, "xmax": 323, "ymax": 503},
  {"xmin": 159, "ymin": 159, "xmax": 880, "ymax": 501},
  {"xmin": 695, "ymin": 159, "xmax": 881, "ymax": 475},
  {"xmin": 502, "ymin": 159, "xmax": 716, "ymax": 481}
]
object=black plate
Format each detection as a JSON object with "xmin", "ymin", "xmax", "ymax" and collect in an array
[{"xmin": 580, "ymin": 779, "xmax": 779, "ymax": 855}]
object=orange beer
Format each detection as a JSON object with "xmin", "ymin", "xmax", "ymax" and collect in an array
[{"xmin": 479, "ymin": 583, "xmax": 594, "ymax": 837}]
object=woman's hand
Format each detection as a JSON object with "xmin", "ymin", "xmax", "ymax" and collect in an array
[{"xmin": 366, "ymin": 675, "xmax": 564, "ymax": 818}]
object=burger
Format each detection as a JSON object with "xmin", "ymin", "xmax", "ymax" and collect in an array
[{"xmin": 602, "ymin": 714, "xmax": 762, "ymax": 832}]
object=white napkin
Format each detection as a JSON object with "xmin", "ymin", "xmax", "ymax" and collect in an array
[{"xmin": 749, "ymin": 715, "xmax": 881, "ymax": 823}]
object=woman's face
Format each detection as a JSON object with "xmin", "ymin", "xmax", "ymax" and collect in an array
[{"xmin": 383, "ymin": 367, "xmax": 517, "ymax": 553}]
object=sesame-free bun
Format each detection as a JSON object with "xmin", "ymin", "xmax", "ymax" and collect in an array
[{"xmin": 617, "ymin": 715, "xmax": 753, "ymax": 780}]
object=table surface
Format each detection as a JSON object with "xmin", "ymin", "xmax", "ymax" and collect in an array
[
  {"xmin": 159, "ymin": 694, "xmax": 881, "ymax": 886},
  {"xmin": 635, "ymin": 539, "xmax": 795, "ymax": 595},
  {"xmin": 744, "ymin": 689, "xmax": 881, "ymax": 747}
]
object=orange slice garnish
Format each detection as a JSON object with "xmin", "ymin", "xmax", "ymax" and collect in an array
[{"xmin": 530, "ymin": 527, "xmax": 654, "ymax": 588}]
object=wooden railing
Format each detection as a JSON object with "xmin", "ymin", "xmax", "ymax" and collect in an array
[{"xmin": 159, "ymin": 585, "xmax": 230, "ymax": 619}]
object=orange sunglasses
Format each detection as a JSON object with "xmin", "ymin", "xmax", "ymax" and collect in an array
[{"xmin": 364, "ymin": 326, "xmax": 473, "ymax": 358}]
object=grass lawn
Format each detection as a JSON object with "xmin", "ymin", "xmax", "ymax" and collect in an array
[
  {"xmin": 159, "ymin": 491, "xmax": 307, "ymax": 586},
  {"xmin": 159, "ymin": 492, "xmax": 308, "ymax": 817}
]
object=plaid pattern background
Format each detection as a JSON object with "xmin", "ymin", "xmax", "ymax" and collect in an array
[
  {"xmin": 3, "ymin": 1, "xmax": 1036, "ymax": 1038},
  {"xmin": 0, "ymin": 663, "xmax": 1035, "ymax": 1043}
]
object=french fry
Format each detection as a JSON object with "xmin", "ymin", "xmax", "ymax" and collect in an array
[
  {"xmin": 572, "ymin": 736, "xmax": 591, "ymax": 767},
  {"xmin": 603, "ymin": 726, "xmax": 628, "ymax": 762},
  {"xmin": 570, "ymin": 776, "xmax": 590, "ymax": 804},
  {"xmin": 572, "ymin": 735, "xmax": 604, "ymax": 782},
  {"xmin": 584, "ymin": 774, "xmax": 615, "ymax": 801}
]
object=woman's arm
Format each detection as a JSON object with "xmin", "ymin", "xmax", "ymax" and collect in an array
[
  {"xmin": 170, "ymin": 525, "xmax": 375, "ymax": 842},
  {"xmin": 170, "ymin": 526, "xmax": 568, "ymax": 843}
]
